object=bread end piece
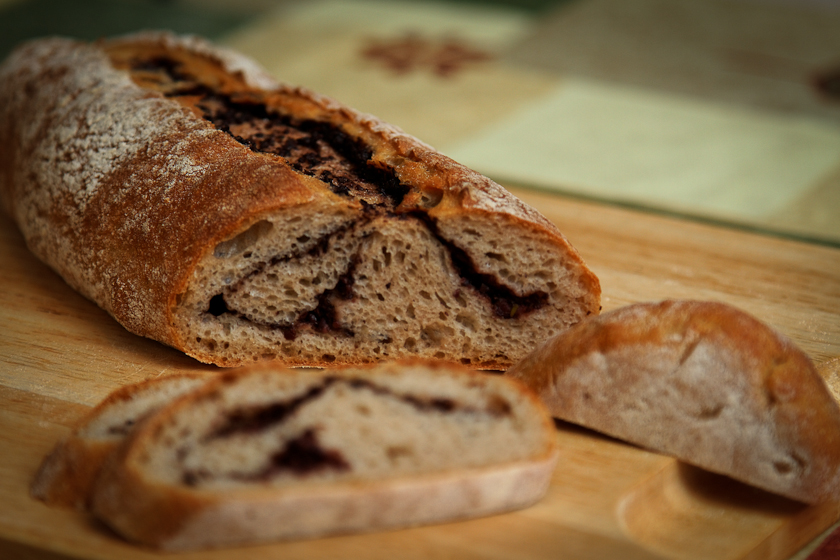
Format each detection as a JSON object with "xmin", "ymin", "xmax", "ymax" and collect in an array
[{"xmin": 507, "ymin": 299, "xmax": 840, "ymax": 504}]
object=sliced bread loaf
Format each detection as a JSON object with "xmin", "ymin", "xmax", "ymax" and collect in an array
[{"xmin": 0, "ymin": 32, "xmax": 600, "ymax": 368}]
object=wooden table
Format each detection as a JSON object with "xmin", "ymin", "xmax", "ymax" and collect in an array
[{"xmin": 1, "ymin": 185, "xmax": 837, "ymax": 560}]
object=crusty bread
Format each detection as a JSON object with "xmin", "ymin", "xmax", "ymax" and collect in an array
[
  {"xmin": 0, "ymin": 32, "xmax": 600, "ymax": 368},
  {"xmin": 31, "ymin": 374, "xmax": 209, "ymax": 510},
  {"xmin": 506, "ymin": 300, "xmax": 840, "ymax": 504},
  {"xmin": 90, "ymin": 362, "xmax": 558, "ymax": 550}
]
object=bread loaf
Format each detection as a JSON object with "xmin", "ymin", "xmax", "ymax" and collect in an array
[
  {"xmin": 90, "ymin": 362, "xmax": 558, "ymax": 550},
  {"xmin": 507, "ymin": 300, "xmax": 840, "ymax": 504},
  {"xmin": 0, "ymin": 32, "xmax": 600, "ymax": 368},
  {"xmin": 31, "ymin": 374, "xmax": 209, "ymax": 509}
]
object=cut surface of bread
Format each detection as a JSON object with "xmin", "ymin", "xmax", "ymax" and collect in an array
[
  {"xmin": 90, "ymin": 362, "xmax": 558, "ymax": 550},
  {"xmin": 506, "ymin": 299, "xmax": 840, "ymax": 504},
  {"xmin": 31, "ymin": 374, "xmax": 209, "ymax": 510},
  {"xmin": 0, "ymin": 32, "xmax": 600, "ymax": 368}
]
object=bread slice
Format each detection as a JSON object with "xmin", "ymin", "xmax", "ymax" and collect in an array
[
  {"xmin": 90, "ymin": 362, "xmax": 558, "ymax": 550},
  {"xmin": 31, "ymin": 374, "xmax": 209, "ymax": 510},
  {"xmin": 506, "ymin": 299, "xmax": 840, "ymax": 504},
  {"xmin": 0, "ymin": 32, "xmax": 600, "ymax": 368}
]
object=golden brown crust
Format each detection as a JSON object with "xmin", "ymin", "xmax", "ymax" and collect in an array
[{"xmin": 507, "ymin": 300, "xmax": 840, "ymax": 503}]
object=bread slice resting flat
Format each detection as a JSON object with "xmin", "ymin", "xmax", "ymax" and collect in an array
[
  {"xmin": 88, "ymin": 362, "xmax": 558, "ymax": 550},
  {"xmin": 0, "ymin": 31, "xmax": 600, "ymax": 368},
  {"xmin": 31, "ymin": 374, "xmax": 209, "ymax": 510},
  {"xmin": 506, "ymin": 299, "xmax": 840, "ymax": 504}
]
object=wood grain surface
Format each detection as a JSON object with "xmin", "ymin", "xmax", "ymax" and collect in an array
[{"xmin": 1, "ymin": 187, "xmax": 838, "ymax": 560}]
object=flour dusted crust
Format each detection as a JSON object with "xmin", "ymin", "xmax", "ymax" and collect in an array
[
  {"xmin": 90, "ymin": 362, "xmax": 558, "ymax": 550},
  {"xmin": 0, "ymin": 32, "xmax": 600, "ymax": 368},
  {"xmin": 507, "ymin": 300, "xmax": 840, "ymax": 504},
  {"xmin": 31, "ymin": 374, "xmax": 209, "ymax": 509}
]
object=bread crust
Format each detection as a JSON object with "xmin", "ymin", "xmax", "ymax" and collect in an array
[
  {"xmin": 0, "ymin": 32, "xmax": 600, "ymax": 367},
  {"xmin": 507, "ymin": 299, "xmax": 840, "ymax": 504}
]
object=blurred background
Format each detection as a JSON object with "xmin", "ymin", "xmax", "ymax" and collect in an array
[{"xmin": 2, "ymin": 0, "xmax": 839, "ymax": 246}]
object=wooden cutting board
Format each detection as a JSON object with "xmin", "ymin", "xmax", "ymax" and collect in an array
[{"xmin": 1, "ymin": 187, "xmax": 838, "ymax": 560}]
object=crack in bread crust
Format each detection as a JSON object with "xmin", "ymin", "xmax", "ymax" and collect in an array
[{"xmin": 123, "ymin": 55, "xmax": 410, "ymax": 208}]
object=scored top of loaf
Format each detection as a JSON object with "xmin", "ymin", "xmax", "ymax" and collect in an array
[{"xmin": 101, "ymin": 31, "xmax": 563, "ymax": 229}]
